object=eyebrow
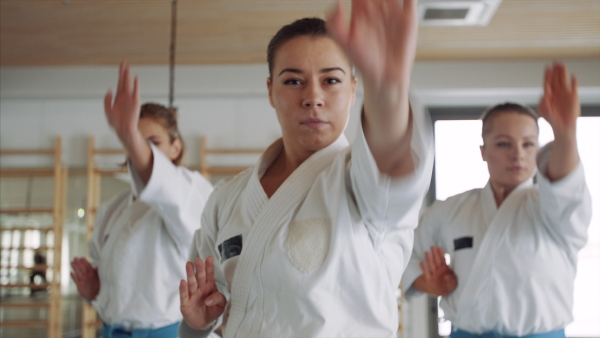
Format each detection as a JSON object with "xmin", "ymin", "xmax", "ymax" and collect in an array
[
  {"xmin": 278, "ymin": 67, "xmax": 346, "ymax": 77},
  {"xmin": 493, "ymin": 134, "xmax": 538, "ymax": 140}
]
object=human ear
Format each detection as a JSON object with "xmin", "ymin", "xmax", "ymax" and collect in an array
[
  {"xmin": 267, "ymin": 77, "xmax": 275, "ymax": 108},
  {"xmin": 480, "ymin": 145, "xmax": 487, "ymax": 162},
  {"xmin": 350, "ymin": 76, "xmax": 358, "ymax": 106},
  {"xmin": 169, "ymin": 138, "xmax": 183, "ymax": 161}
]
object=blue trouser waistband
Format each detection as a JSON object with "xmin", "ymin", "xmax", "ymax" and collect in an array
[
  {"xmin": 102, "ymin": 321, "xmax": 179, "ymax": 338},
  {"xmin": 451, "ymin": 329, "xmax": 565, "ymax": 338}
]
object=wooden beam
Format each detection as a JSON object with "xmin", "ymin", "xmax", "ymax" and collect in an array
[
  {"xmin": 0, "ymin": 246, "xmax": 52, "ymax": 251},
  {"xmin": 206, "ymin": 166, "xmax": 251, "ymax": 176},
  {"xmin": 0, "ymin": 227, "xmax": 54, "ymax": 232},
  {"xmin": 94, "ymin": 168, "xmax": 128, "ymax": 175},
  {"xmin": 0, "ymin": 149, "xmax": 55, "ymax": 156},
  {"xmin": 0, "ymin": 302, "xmax": 50, "ymax": 308},
  {"xmin": 94, "ymin": 149, "xmax": 125, "ymax": 155},
  {"xmin": 0, "ymin": 208, "xmax": 54, "ymax": 214},
  {"xmin": 0, "ymin": 320, "xmax": 49, "ymax": 327},
  {"xmin": 1, "ymin": 283, "xmax": 50, "ymax": 288},
  {"xmin": 0, "ymin": 168, "xmax": 55, "ymax": 177},
  {"xmin": 0, "ymin": 264, "xmax": 53, "ymax": 270}
]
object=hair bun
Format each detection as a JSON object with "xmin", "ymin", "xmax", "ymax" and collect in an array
[{"xmin": 169, "ymin": 107, "xmax": 178, "ymax": 119}]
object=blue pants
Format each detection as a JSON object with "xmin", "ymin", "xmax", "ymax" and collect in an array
[
  {"xmin": 451, "ymin": 329, "xmax": 565, "ymax": 338},
  {"xmin": 102, "ymin": 321, "xmax": 179, "ymax": 338}
]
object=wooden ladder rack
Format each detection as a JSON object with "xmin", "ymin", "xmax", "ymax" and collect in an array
[
  {"xmin": 199, "ymin": 135, "xmax": 264, "ymax": 181},
  {"xmin": 0, "ymin": 136, "xmax": 67, "ymax": 338}
]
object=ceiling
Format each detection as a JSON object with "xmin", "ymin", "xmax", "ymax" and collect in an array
[{"xmin": 1, "ymin": 0, "xmax": 599, "ymax": 67}]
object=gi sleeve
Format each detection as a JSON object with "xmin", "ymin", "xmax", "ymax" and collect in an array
[
  {"xmin": 349, "ymin": 105, "xmax": 434, "ymax": 248},
  {"xmin": 129, "ymin": 143, "xmax": 214, "ymax": 255},
  {"xmin": 536, "ymin": 142, "xmax": 593, "ymax": 260},
  {"xmin": 179, "ymin": 321, "xmax": 221, "ymax": 338},
  {"xmin": 402, "ymin": 201, "xmax": 445, "ymax": 298}
]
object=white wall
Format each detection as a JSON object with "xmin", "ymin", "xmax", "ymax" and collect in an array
[
  {"xmin": 1, "ymin": 59, "xmax": 599, "ymax": 337},
  {"xmin": 0, "ymin": 64, "xmax": 291, "ymax": 168},
  {"xmin": 2, "ymin": 59, "xmax": 599, "ymax": 168}
]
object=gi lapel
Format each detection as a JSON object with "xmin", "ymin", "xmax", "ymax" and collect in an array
[
  {"xmin": 226, "ymin": 135, "xmax": 349, "ymax": 337},
  {"xmin": 455, "ymin": 179, "xmax": 533, "ymax": 315}
]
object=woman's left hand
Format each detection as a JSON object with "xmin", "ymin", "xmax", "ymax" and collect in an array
[
  {"xmin": 104, "ymin": 61, "xmax": 153, "ymax": 183},
  {"xmin": 538, "ymin": 62, "xmax": 580, "ymax": 138},
  {"xmin": 104, "ymin": 61, "xmax": 141, "ymax": 146},
  {"xmin": 538, "ymin": 62, "xmax": 580, "ymax": 181},
  {"xmin": 326, "ymin": 0, "xmax": 419, "ymax": 178}
]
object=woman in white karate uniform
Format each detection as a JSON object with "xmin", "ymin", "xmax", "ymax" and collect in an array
[
  {"xmin": 70, "ymin": 65, "xmax": 214, "ymax": 338},
  {"xmin": 177, "ymin": 0, "xmax": 434, "ymax": 337},
  {"xmin": 402, "ymin": 63, "xmax": 592, "ymax": 338}
]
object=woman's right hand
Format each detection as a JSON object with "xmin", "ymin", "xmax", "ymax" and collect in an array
[
  {"xmin": 70, "ymin": 257, "xmax": 100, "ymax": 301},
  {"xmin": 179, "ymin": 256, "xmax": 227, "ymax": 330},
  {"xmin": 413, "ymin": 246, "xmax": 458, "ymax": 297}
]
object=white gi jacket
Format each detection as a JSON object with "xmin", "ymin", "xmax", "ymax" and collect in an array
[
  {"xmin": 89, "ymin": 144, "xmax": 214, "ymax": 330},
  {"xmin": 403, "ymin": 143, "xmax": 592, "ymax": 336},
  {"xmin": 179, "ymin": 112, "xmax": 434, "ymax": 338}
]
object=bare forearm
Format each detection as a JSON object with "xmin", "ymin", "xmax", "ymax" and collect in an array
[
  {"xmin": 120, "ymin": 130, "xmax": 153, "ymax": 185},
  {"xmin": 362, "ymin": 85, "xmax": 414, "ymax": 178},
  {"xmin": 325, "ymin": 0, "xmax": 417, "ymax": 178},
  {"xmin": 537, "ymin": 63, "xmax": 580, "ymax": 181},
  {"xmin": 546, "ymin": 132, "xmax": 579, "ymax": 182}
]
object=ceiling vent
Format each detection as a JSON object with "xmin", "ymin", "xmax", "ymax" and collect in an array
[{"xmin": 418, "ymin": 0, "xmax": 502, "ymax": 26}]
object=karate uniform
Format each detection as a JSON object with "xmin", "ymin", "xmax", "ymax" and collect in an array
[
  {"xmin": 402, "ymin": 143, "xmax": 592, "ymax": 337},
  {"xmin": 89, "ymin": 144, "xmax": 214, "ymax": 331},
  {"xmin": 179, "ymin": 112, "xmax": 434, "ymax": 338}
]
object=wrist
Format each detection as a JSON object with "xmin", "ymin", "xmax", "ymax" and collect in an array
[
  {"xmin": 117, "ymin": 125, "xmax": 144, "ymax": 147},
  {"xmin": 363, "ymin": 83, "xmax": 408, "ymax": 109},
  {"xmin": 552, "ymin": 130, "xmax": 577, "ymax": 142}
]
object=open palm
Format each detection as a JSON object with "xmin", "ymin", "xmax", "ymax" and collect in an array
[
  {"xmin": 70, "ymin": 257, "xmax": 100, "ymax": 301},
  {"xmin": 538, "ymin": 63, "xmax": 580, "ymax": 137},
  {"xmin": 419, "ymin": 246, "xmax": 458, "ymax": 296},
  {"xmin": 179, "ymin": 257, "xmax": 226, "ymax": 330},
  {"xmin": 327, "ymin": 0, "xmax": 418, "ymax": 90},
  {"xmin": 103, "ymin": 61, "xmax": 141, "ymax": 141}
]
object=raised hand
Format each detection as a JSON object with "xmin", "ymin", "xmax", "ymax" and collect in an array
[
  {"xmin": 327, "ymin": 0, "xmax": 417, "ymax": 94},
  {"xmin": 537, "ymin": 62, "xmax": 580, "ymax": 181},
  {"xmin": 326, "ymin": 0, "xmax": 418, "ymax": 178},
  {"xmin": 180, "ymin": 256, "xmax": 227, "ymax": 330},
  {"xmin": 538, "ymin": 62, "xmax": 580, "ymax": 138},
  {"xmin": 103, "ymin": 61, "xmax": 141, "ymax": 144},
  {"xmin": 413, "ymin": 246, "xmax": 458, "ymax": 297},
  {"xmin": 103, "ymin": 61, "xmax": 153, "ymax": 183},
  {"xmin": 70, "ymin": 257, "xmax": 100, "ymax": 301}
]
